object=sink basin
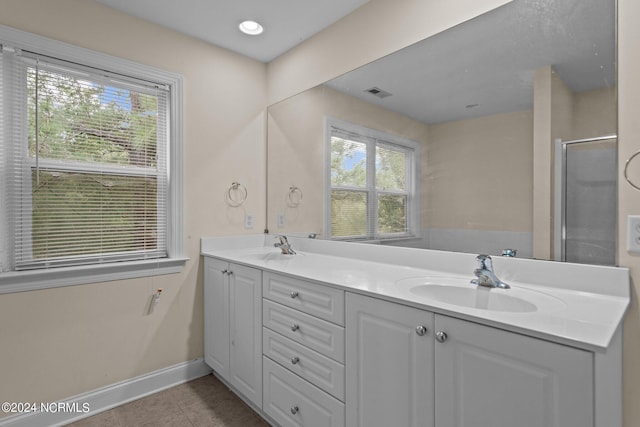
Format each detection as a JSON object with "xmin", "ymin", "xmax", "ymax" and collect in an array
[
  {"xmin": 396, "ymin": 277, "xmax": 566, "ymax": 313},
  {"xmin": 242, "ymin": 251, "xmax": 302, "ymax": 262},
  {"xmin": 410, "ymin": 285, "xmax": 536, "ymax": 312}
]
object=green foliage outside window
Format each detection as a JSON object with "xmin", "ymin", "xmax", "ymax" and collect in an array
[
  {"xmin": 26, "ymin": 67, "xmax": 160, "ymax": 261},
  {"xmin": 330, "ymin": 134, "xmax": 410, "ymax": 238}
]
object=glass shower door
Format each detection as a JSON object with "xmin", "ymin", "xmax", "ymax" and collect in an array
[{"xmin": 559, "ymin": 136, "xmax": 617, "ymax": 265}]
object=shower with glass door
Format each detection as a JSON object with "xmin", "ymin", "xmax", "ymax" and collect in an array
[{"xmin": 555, "ymin": 135, "xmax": 617, "ymax": 265}]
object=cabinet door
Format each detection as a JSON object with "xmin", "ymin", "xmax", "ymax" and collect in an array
[
  {"xmin": 434, "ymin": 315, "xmax": 593, "ymax": 427},
  {"xmin": 203, "ymin": 258, "xmax": 230, "ymax": 379},
  {"xmin": 229, "ymin": 264, "xmax": 263, "ymax": 408},
  {"xmin": 346, "ymin": 293, "xmax": 435, "ymax": 427}
]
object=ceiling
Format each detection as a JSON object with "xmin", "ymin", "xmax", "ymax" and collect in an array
[
  {"xmin": 326, "ymin": 0, "xmax": 616, "ymax": 124},
  {"xmin": 94, "ymin": 0, "xmax": 615, "ymax": 125},
  {"xmin": 95, "ymin": 0, "xmax": 370, "ymax": 63}
]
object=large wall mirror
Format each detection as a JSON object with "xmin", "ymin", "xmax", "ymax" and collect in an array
[{"xmin": 266, "ymin": 0, "xmax": 617, "ymax": 265}]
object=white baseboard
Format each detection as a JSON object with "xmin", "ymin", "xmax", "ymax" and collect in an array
[{"xmin": 0, "ymin": 358, "xmax": 212, "ymax": 427}]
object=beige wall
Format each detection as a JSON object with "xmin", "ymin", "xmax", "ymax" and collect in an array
[
  {"xmin": 0, "ymin": 0, "xmax": 266, "ymax": 407},
  {"xmin": 618, "ymin": 0, "xmax": 640, "ymax": 425},
  {"xmin": 426, "ymin": 111, "xmax": 533, "ymax": 232}
]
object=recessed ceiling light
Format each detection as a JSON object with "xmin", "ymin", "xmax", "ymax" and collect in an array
[{"xmin": 239, "ymin": 20, "xmax": 264, "ymax": 36}]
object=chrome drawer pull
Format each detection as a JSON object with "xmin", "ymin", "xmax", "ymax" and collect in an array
[
  {"xmin": 415, "ymin": 325, "xmax": 428, "ymax": 336},
  {"xmin": 291, "ymin": 324, "xmax": 300, "ymax": 332},
  {"xmin": 290, "ymin": 405, "xmax": 299, "ymax": 415},
  {"xmin": 290, "ymin": 291, "xmax": 299, "ymax": 298},
  {"xmin": 291, "ymin": 356, "xmax": 300, "ymax": 365}
]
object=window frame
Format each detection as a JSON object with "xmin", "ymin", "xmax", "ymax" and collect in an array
[
  {"xmin": 0, "ymin": 24, "xmax": 186, "ymax": 294},
  {"xmin": 325, "ymin": 117, "xmax": 420, "ymax": 242}
]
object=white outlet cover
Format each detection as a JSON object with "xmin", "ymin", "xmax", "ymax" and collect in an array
[{"xmin": 627, "ymin": 215, "xmax": 640, "ymax": 253}]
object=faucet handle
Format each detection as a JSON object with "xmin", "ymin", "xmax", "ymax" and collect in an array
[
  {"xmin": 475, "ymin": 254, "xmax": 493, "ymax": 271},
  {"xmin": 274, "ymin": 235, "xmax": 288, "ymax": 246},
  {"xmin": 501, "ymin": 248, "xmax": 517, "ymax": 257}
]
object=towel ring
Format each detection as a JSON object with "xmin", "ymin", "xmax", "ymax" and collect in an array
[
  {"xmin": 288, "ymin": 185, "xmax": 303, "ymax": 207},
  {"xmin": 226, "ymin": 181, "xmax": 247, "ymax": 207},
  {"xmin": 624, "ymin": 150, "xmax": 640, "ymax": 191}
]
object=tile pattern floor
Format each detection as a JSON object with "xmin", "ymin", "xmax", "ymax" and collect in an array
[{"xmin": 65, "ymin": 374, "xmax": 270, "ymax": 427}]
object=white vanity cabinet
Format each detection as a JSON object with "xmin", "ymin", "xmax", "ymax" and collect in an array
[
  {"xmin": 346, "ymin": 292, "xmax": 594, "ymax": 427},
  {"xmin": 434, "ymin": 314, "xmax": 593, "ymax": 427},
  {"xmin": 345, "ymin": 292, "xmax": 435, "ymax": 427},
  {"xmin": 203, "ymin": 257, "xmax": 263, "ymax": 409},
  {"xmin": 262, "ymin": 272, "xmax": 346, "ymax": 427}
]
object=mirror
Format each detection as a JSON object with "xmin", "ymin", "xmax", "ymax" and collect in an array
[{"xmin": 267, "ymin": 0, "xmax": 616, "ymax": 264}]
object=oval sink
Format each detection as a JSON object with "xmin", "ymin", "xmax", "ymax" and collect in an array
[
  {"xmin": 410, "ymin": 285, "xmax": 536, "ymax": 312},
  {"xmin": 396, "ymin": 276, "xmax": 566, "ymax": 313},
  {"xmin": 242, "ymin": 251, "xmax": 302, "ymax": 262}
]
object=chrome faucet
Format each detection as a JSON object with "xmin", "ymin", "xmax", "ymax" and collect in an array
[
  {"xmin": 274, "ymin": 235, "xmax": 296, "ymax": 255},
  {"xmin": 471, "ymin": 254, "xmax": 510, "ymax": 289}
]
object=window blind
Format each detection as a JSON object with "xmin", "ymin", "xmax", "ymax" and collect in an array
[{"xmin": 0, "ymin": 46, "xmax": 169, "ymax": 271}]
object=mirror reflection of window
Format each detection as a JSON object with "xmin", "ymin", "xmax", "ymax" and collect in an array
[{"xmin": 327, "ymin": 119, "xmax": 418, "ymax": 241}]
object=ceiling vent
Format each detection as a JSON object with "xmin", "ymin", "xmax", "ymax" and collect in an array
[{"xmin": 364, "ymin": 87, "xmax": 392, "ymax": 99}]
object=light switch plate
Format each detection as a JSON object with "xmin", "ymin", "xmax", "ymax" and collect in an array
[
  {"xmin": 627, "ymin": 215, "xmax": 640, "ymax": 254},
  {"xmin": 245, "ymin": 213, "xmax": 254, "ymax": 229}
]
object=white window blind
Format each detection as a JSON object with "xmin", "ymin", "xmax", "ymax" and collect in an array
[
  {"xmin": 328, "ymin": 121, "xmax": 417, "ymax": 241},
  {"xmin": 1, "ymin": 46, "xmax": 169, "ymax": 271}
]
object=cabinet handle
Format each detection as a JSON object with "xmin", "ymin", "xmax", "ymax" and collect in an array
[
  {"xmin": 416, "ymin": 325, "xmax": 428, "ymax": 336},
  {"xmin": 291, "ymin": 356, "xmax": 300, "ymax": 365},
  {"xmin": 290, "ymin": 405, "xmax": 299, "ymax": 415},
  {"xmin": 435, "ymin": 331, "xmax": 448, "ymax": 343},
  {"xmin": 221, "ymin": 269, "xmax": 228, "ymax": 275},
  {"xmin": 290, "ymin": 291, "xmax": 299, "ymax": 298},
  {"xmin": 291, "ymin": 324, "xmax": 300, "ymax": 332},
  {"xmin": 227, "ymin": 270, "xmax": 233, "ymax": 276}
]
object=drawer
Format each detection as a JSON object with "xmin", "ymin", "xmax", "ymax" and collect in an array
[
  {"xmin": 263, "ymin": 357, "xmax": 345, "ymax": 427},
  {"xmin": 263, "ymin": 328, "xmax": 345, "ymax": 401},
  {"xmin": 263, "ymin": 299, "xmax": 345, "ymax": 363},
  {"xmin": 263, "ymin": 272, "xmax": 345, "ymax": 325}
]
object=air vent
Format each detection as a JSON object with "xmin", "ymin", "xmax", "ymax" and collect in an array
[{"xmin": 364, "ymin": 87, "xmax": 392, "ymax": 99}]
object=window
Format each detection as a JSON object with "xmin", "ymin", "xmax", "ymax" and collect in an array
[
  {"xmin": 0, "ymin": 25, "xmax": 185, "ymax": 293},
  {"xmin": 326, "ymin": 118, "xmax": 419, "ymax": 241}
]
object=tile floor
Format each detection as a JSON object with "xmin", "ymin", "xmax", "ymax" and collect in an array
[{"xmin": 65, "ymin": 374, "xmax": 270, "ymax": 427}]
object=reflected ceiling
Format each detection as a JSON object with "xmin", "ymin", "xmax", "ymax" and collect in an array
[{"xmin": 326, "ymin": 0, "xmax": 615, "ymax": 124}]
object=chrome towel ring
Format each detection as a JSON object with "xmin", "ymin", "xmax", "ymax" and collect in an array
[
  {"xmin": 288, "ymin": 185, "xmax": 303, "ymax": 207},
  {"xmin": 226, "ymin": 181, "xmax": 247, "ymax": 207},
  {"xmin": 624, "ymin": 150, "xmax": 640, "ymax": 191}
]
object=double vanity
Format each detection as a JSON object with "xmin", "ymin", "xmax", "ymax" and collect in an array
[{"xmin": 201, "ymin": 235, "xmax": 629, "ymax": 427}]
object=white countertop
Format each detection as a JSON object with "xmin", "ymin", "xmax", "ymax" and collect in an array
[{"xmin": 201, "ymin": 235, "xmax": 630, "ymax": 352}]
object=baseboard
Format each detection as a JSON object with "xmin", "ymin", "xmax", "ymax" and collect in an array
[{"xmin": 0, "ymin": 358, "xmax": 212, "ymax": 427}]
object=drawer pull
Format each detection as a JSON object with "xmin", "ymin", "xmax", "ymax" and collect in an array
[
  {"xmin": 291, "ymin": 356, "xmax": 300, "ymax": 365},
  {"xmin": 290, "ymin": 291, "xmax": 299, "ymax": 298},
  {"xmin": 290, "ymin": 405, "xmax": 299, "ymax": 415},
  {"xmin": 291, "ymin": 324, "xmax": 300, "ymax": 332},
  {"xmin": 415, "ymin": 325, "xmax": 428, "ymax": 336}
]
